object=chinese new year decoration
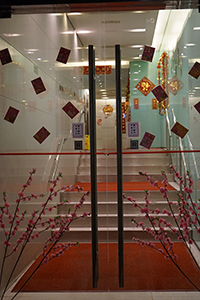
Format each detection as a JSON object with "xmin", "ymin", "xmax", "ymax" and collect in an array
[
  {"xmin": 125, "ymin": 77, "xmax": 131, "ymax": 121},
  {"xmin": 83, "ymin": 65, "xmax": 112, "ymax": 75},
  {"xmin": 168, "ymin": 75, "xmax": 184, "ymax": 96},
  {"xmin": 135, "ymin": 76, "xmax": 155, "ymax": 96},
  {"xmin": 157, "ymin": 52, "xmax": 169, "ymax": 114},
  {"xmin": 103, "ymin": 103, "xmax": 113, "ymax": 118}
]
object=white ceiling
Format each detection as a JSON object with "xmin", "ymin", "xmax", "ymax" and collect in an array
[{"xmin": 0, "ymin": 10, "xmax": 162, "ymax": 99}]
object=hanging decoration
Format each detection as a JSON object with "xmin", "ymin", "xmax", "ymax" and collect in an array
[
  {"xmin": 125, "ymin": 77, "xmax": 131, "ymax": 121},
  {"xmin": 157, "ymin": 52, "xmax": 169, "ymax": 114},
  {"xmin": 168, "ymin": 75, "xmax": 184, "ymax": 96},
  {"xmin": 97, "ymin": 118, "xmax": 102, "ymax": 125},
  {"xmin": 103, "ymin": 103, "xmax": 113, "ymax": 118},
  {"xmin": 135, "ymin": 76, "xmax": 155, "ymax": 96}
]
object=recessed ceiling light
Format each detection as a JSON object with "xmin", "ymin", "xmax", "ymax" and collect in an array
[
  {"xmin": 132, "ymin": 11, "xmax": 147, "ymax": 14},
  {"xmin": 4, "ymin": 33, "xmax": 22, "ymax": 37},
  {"xmin": 67, "ymin": 12, "xmax": 82, "ymax": 16},
  {"xmin": 37, "ymin": 58, "xmax": 42, "ymax": 61},
  {"xmin": 77, "ymin": 30, "xmax": 92, "ymax": 34},
  {"xmin": 128, "ymin": 29, "xmax": 146, "ymax": 32},
  {"xmin": 131, "ymin": 45, "xmax": 144, "ymax": 48},
  {"xmin": 193, "ymin": 27, "xmax": 200, "ymax": 30},
  {"xmin": 60, "ymin": 31, "xmax": 74, "ymax": 34},
  {"xmin": 185, "ymin": 43, "xmax": 195, "ymax": 46}
]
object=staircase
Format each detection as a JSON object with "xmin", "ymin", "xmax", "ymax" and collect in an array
[{"xmin": 58, "ymin": 149, "xmax": 179, "ymax": 243}]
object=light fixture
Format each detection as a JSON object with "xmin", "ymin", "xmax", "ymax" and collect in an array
[
  {"xmin": 77, "ymin": 30, "xmax": 92, "ymax": 34},
  {"xmin": 185, "ymin": 43, "xmax": 195, "ymax": 46},
  {"xmin": 67, "ymin": 12, "xmax": 82, "ymax": 16},
  {"xmin": 131, "ymin": 45, "xmax": 144, "ymax": 48},
  {"xmin": 3, "ymin": 33, "xmax": 22, "ymax": 37},
  {"xmin": 128, "ymin": 29, "xmax": 146, "ymax": 32},
  {"xmin": 60, "ymin": 31, "xmax": 74, "ymax": 34},
  {"xmin": 193, "ymin": 27, "xmax": 200, "ymax": 30}
]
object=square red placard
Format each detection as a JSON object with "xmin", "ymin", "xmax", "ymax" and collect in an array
[
  {"xmin": 56, "ymin": 47, "xmax": 71, "ymax": 64},
  {"xmin": 33, "ymin": 127, "xmax": 50, "ymax": 144},
  {"xmin": 140, "ymin": 131, "xmax": 155, "ymax": 149},
  {"xmin": 31, "ymin": 77, "xmax": 46, "ymax": 95},
  {"xmin": 188, "ymin": 61, "xmax": 200, "ymax": 79},
  {"xmin": 4, "ymin": 106, "xmax": 19, "ymax": 124},
  {"xmin": 142, "ymin": 45, "xmax": 155, "ymax": 62},
  {"xmin": 0, "ymin": 48, "xmax": 12, "ymax": 65},
  {"xmin": 62, "ymin": 101, "xmax": 79, "ymax": 119},
  {"xmin": 151, "ymin": 85, "xmax": 168, "ymax": 102},
  {"xmin": 171, "ymin": 122, "xmax": 188, "ymax": 139}
]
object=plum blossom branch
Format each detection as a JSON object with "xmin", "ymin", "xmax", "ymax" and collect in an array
[
  {"xmin": 0, "ymin": 170, "xmax": 90, "ymax": 300},
  {"xmin": 124, "ymin": 166, "xmax": 200, "ymax": 291}
]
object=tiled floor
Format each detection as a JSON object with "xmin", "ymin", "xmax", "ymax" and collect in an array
[{"xmin": 3, "ymin": 290, "xmax": 200, "ymax": 300}]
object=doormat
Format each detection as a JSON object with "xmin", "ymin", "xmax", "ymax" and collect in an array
[{"xmin": 12, "ymin": 242, "xmax": 200, "ymax": 293}]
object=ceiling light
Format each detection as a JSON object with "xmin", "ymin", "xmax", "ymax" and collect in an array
[
  {"xmin": 4, "ymin": 33, "xmax": 22, "ymax": 37},
  {"xmin": 131, "ymin": 45, "xmax": 144, "ymax": 48},
  {"xmin": 76, "ymin": 30, "xmax": 92, "ymax": 34},
  {"xmin": 128, "ymin": 29, "xmax": 146, "ymax": 32},
  {"xmin": 37, "ymin": 58, "xmax": 41, "ymax": 61},
  {"xmin": 67, "ymin": 12, "xmax": 82, "ymax": 16},
  {"xmin": 194, "ymin": 87, "xmax": 200, "ymax": 89},
  {"xmin": 193, "ymin": 27, "xmax": 200, "ymax": 30},
  {"xmin": 132, "ymin": 11, "xmax": 147, "ymax": 14},
  {"xmin": 60, "ymin": 31, "xmax": 74, "ymax": 34},
  {"xmin": 24, "ymin": 48, "xmax": 39, "ymax": 52},
  {"xmin": 185, "ymin": 43, "xmax": 195, "ymax": 46}
]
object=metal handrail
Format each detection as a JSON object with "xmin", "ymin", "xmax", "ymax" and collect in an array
[
  {"xmin": 165, "ymin": 108, "xmax": 172, "ymax": 138},
  {"xmin": 49, "ymin": 137, "xmax": 67, "ymax": 182},
  {"xmin": 187, "ymin": 135, "xmax": 200, "ymax": 179},
  {"xmin": 171, "ymin": 108, "xmax": 187, "ymax": 175}
]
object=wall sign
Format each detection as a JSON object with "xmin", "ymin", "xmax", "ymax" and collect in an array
[
  {"xmin": 127, "ymin": 122, "xmax": 140, "ymax": 138},
  {"xmin": 72, "ymin": 123, "xmax": 84, "ymax": 139}
]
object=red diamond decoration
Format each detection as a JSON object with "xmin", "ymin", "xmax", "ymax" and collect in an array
[{"xmin": 135, "ymin": 76, "xmax": 155, "ymax": 96}]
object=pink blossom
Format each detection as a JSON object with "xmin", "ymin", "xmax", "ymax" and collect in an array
[
  {"xmin": 1, "ymin": 223, "xmax": 5, "ymax": 229},
  {"xmin": 133, "ymin": 203, "xmax": 138, "ymax": 208},
  {"xmin": 158, "ymin": 249, "xmax": 164, "ymax": 253},
  {"xmin": 153, "ymin": 181, "xmax": 158, "ymax": 187},
  {"xmin": 18, "ymin": 191, "xmax": 24, "ymax": 198},
  {"xmin": 155, "ymin": 208, "xmax": 160, "ymax": 214},
  {"xmin": 62, "ymin": 186, "xmax": 67, "ymax": 190},
  {"xmin": 82, "ymin": 212, "xmax": 88, "ymax": 217},
  {"xmin": 13, "ymin": 247, "xmax": 18, "ymax": 252},
  {"xmin": 49, "ymin": 187, "xmax": 54, "ymax": 192},
  {"xmin": 140, "ymin": 240, "xmax": 146, "ymax": 247},
  {"xmin": 48, "ymin": 207, "xmax": 53, "ymax": 212}
]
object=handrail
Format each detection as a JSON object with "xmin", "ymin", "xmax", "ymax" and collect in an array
[
  {"xmin": 187, "ymin": 135, "xmax": 200, "ymax": 179},
  {"xmin": 171, "ymin": 108, "xmax": 187, "ymax": 175},
  {"xmin": 171, "ymin": 108, "xmax": 176, "ymax": 124},
  {"xmin": 165, "ymin": 108, "xmax": 171, "ymax": 137},
  {"xmin": 49, "ymin": 137, "xmax": 67, "ymax": 182}
]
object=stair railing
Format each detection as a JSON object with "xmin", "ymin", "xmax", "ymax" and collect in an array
[
  {"xmin": 49, "ymin": 137, "xmax": 68, "ymax": 182},
  {"xmin": 165, "ymin": 108, "xmax": 171, "ymax": 152},
  {"xmin": 166, "ymin": 107, "xmax": 199, "ymax": 201}
]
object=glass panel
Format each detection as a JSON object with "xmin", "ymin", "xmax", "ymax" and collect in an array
[{"xmin": 1, "ymin": 4, "xmax": 200, "ymax": 298}]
